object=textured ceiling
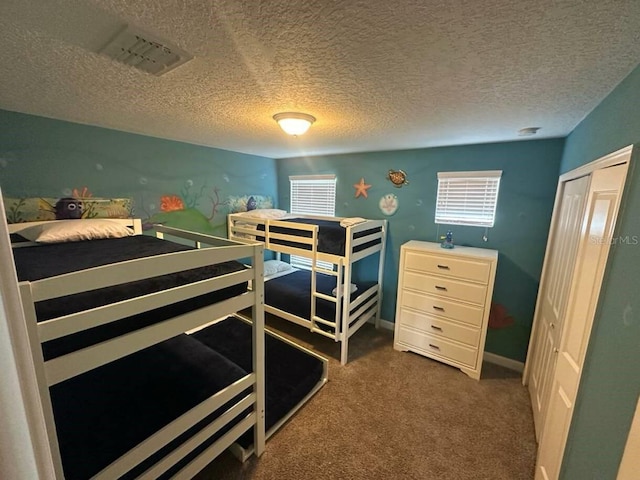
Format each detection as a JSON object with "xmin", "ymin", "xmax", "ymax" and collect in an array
[{"xmin": 1, "ymin": 0, "xmax": 639, "ymax": 158}]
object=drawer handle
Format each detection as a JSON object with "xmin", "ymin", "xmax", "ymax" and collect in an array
[
  {"xmin": 428, "ymin": 343, "xmax": 440, "ymax": 350},
  {"xmin": 437, "ymin": 264, "xmax": 450, "ymax": 270},
  {"xmin": 435, "ymin": 285, "xmax": 447, "ymax": 291},
  {"xmin": 431, "ymin": 325, "xmax": 443, "ymax": 331},
  {"xmin": 432, "ymin": 305, "xmax": 445, "ymax": 312}
]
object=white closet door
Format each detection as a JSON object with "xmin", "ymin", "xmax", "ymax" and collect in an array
[
  {"xmin": 617, "ymin": 396, "xmax": 640, "ymax": 479},
  {"xmin": 528, "ymin": 175, "xmax": 589, "ymax": 437},
  {"xmin": 535, "ymin": 163, "xmax": 627, "ymax": 480}
]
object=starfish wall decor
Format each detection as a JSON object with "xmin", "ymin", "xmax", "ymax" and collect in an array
[{"xmin": 353, "ymin": 177, "xmax": 372, "ymax": 198}]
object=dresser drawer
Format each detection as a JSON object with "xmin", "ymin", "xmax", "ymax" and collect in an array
[
  {"xmin": 403, "ymin": 271, "xmax": 487, "ymax": 305},
  {"xmin": 405, "ymin": 250, "xmax": 490, "ymax": 284},
  {"xmin": 397, "ymin": 326, "xmax": 478, "ymax": 368},
  {"xmin": 401, "ymin": 290, "xmax": 484, "ymax": 327},
  {"xmin": 398, "ymin": 308, "xmax": 481, "ymax": 347}
]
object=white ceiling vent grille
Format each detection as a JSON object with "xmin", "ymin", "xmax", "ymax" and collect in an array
[{"xmin": 99, "ymin": 25, "xmax": 192, "ymax": 76}]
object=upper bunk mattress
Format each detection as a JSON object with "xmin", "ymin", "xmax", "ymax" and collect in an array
[
  {"xmin": 12, "ymin": 235, "xmax": 247, "ymax": 360},
  {"xmin": 257, "ymin": 217, "xmax": 382, "ymax": 256}
]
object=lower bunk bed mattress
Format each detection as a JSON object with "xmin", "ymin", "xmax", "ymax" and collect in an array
[
  {"xmin": 264, "ymin": 269, "xmax": 377, "ymax": 322},
  {"xmin": 50, "ymin": 333, "xmax": 249, "ymax": 480},
  {"xmin": 51, "ymin": 316, "xmax": 325, "ymax": 479},
  {"xmin": 191, "ymin": 316, "xmax": 326, "ymax": 448}
]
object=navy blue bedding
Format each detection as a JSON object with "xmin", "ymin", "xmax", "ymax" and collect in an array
[
  {"xmin": 191, "ymin": 316, "xmax": 325, "ymax": 448},
  {"xmin": 9, "ymin": 232, "xmax": 29, "ymax": 243},
  {"xmin": 51, "ymin": 317, "xmax": 324, "ymax": 479},
  {"xmin": 264, "ymin": 269, "xmax": 377, "ymax": 323},
  {"xmin": 12, "ymin": 236, "xmax": 247, "ymax": 360},
  {"xmin": 256, "ymin": 217, "xmax": 381, "ymax": 256},
  {"xmin": 50, "ymin": 333, "xmax": 249, "ymax": 480}
]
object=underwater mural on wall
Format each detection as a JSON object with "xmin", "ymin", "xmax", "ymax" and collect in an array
[
  {"xmin": 134, "ymin": 179, "xmax": 275, "ymax": 236},
  {"xmin": 227, "ymin": 194, "xmax": 273, "ymax": 213},
  {"xmin": 4, "ymin": 181, "xmax": 274, "ymax": 239},
  {"xmin": 488, "ymin": 303, "xmax": 515, "ymax": 329},
  {"xmin": 141, "ymin": 180, "xmax": 274, "ymax": 236},
  {"xmin": 141, "ymin": 182, "xmax": 230, "ymax": 235},
  {"xmin": 4, "ymin": 187, "xmax": 133, "ymax": 223}
]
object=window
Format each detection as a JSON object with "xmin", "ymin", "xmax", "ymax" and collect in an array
[
  {"xmin": 290, "ymin": 174, "xmax": 337, "ymax": 217},
  {"xmin": 435, "ymin": 170, "xmax": 502, "ymax": 227},
  {"xmin": 289, "ymin": 174, "xmax": 336, "ymax": 269}
]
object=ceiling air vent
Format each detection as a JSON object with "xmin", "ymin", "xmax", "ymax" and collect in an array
[{"xmin": 99, "ymin": 25, "xmax": 193, "ymax": 76}]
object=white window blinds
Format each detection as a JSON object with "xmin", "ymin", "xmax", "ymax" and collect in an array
[
  {"xmin": 290, "ymin": 175, "xmax": 336, "ymax": 216},
  {"xmin": 289, "ymin": 175, "xmax": 336, "ymax": 270},
  {"xmin": 435, "ymin": 171, "xmax": 502, "ymax": 227}
]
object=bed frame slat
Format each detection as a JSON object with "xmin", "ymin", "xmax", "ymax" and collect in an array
[
  {"xmin": 93, "ymin": 374, "xmax": 255, "ymax": 480},
  {"xmin": 171, "ymin": 414, "xmax": 257, "ymax": 480},
  {"xmin": 138, "ymin": 399, "xmax": 256, "ymax": 480},
  {"xmin": 29, "ymin": 243, "xmax": 256, "ymax": 302},
  {"xmin": 37, "ymin": 268, "xmax": 252, "ymax": 342},
  {"xmin": 44, "ymin": 293, "xmax": 254, "ymax": 386}
]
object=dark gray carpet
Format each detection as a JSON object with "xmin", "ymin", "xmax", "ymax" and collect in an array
[{"xmin": 195, "ymin": 316, "xmax": 536, "ymax": 480}]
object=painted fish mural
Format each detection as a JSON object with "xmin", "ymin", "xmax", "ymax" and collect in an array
[{"xmin": 53, "ymin": 197, "xmax": 84, "ymax": 219}]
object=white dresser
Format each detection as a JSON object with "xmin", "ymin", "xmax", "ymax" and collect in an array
[{"xmin": 394, "ymin": 241, "xmax": 498, "ymax": 380}]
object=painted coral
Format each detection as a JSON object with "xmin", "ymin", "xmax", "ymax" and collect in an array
[
  {"xmin": 160, "ymin": 195, "xmax": 185, "ymax": 212},
  {"xmin": 488, "ymin": 303, "xmax": 515, "ymax": 329},
  {"xmin": 72, "ymin": 186, "xmax": 93, "ymax": 199}
]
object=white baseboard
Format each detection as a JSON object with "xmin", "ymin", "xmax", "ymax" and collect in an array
[
  {"xmin": 372, "ymin": 319, "xmax": 523, "ymax": 373},
  {"xmin": 369, "ymin": 317, "xmax": 394, "ymax": 331},
  {"xmin": 483, "ymin": 352, "xmax": 524, "ymax": 373}
]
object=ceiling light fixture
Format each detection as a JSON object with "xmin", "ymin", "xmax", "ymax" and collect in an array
[
  {"xmin": 518, "ymin": 127, "xmax": 541, "ymax": 136},
  {"xmin": 273, "ymin": 112, "xmax": 316, "ymax": 136}
]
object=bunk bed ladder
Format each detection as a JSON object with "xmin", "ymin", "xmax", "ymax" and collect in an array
[
  {"xmin": 310, "ymin": 261, "xmax": 342, "ymax": 341},
  {"xmin": 308, "ymin": 227, "xmax": 321, "ymax": 335}
]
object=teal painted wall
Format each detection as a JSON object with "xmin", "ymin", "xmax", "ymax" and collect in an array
[
  {"xmin": 0, "ymin": 110, "xmax": 277, "ymax": 236},
  {"xmin": 560, "ymin": 65, "xmax": 640, "ymax": 479},
  {"xmin": 277, "ymin": 138, "xmax": 564, "ymax": 362}
]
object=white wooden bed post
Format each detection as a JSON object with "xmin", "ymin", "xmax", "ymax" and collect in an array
[
  {"xmin": 18, "ymin": 284, "xmax": 65, "ymax": 479},
  {"xmin": 333, "ymin": 258, "xmax": 343, "ymax": 342},
  {"xmin": 340, "ymin": 225, "xmax": 354, "ymax": 365},
  {"xmin": 375, "ymin": 220, "xmax": 388, "ymax": 329},
  {"xmin": 252, "ymin": 244, "xmax": 266, "ymax": 456},
  {"xmin": 309, "ymin": 226, "xmax": 318, "ymax": 333}
]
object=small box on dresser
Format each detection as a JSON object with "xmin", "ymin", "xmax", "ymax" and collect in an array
[{"xmin": 394, "ymin": 240, "xmax": 498, "ymax": 380}]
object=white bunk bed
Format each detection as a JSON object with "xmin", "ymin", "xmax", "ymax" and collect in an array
[
  {"xmin": 228, "ymin": 212, "xmax": 387, "ymax": 365},
  {"xmin": 9, "ymin": 218, "xmax": 266, "ymax": 479}
]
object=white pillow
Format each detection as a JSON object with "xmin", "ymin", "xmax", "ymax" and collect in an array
[
  {"xmin": 332, "ymin": 283, "xmax": 358, "ymax": 297},
  {"xmin": 235, "ymin": 209, "xmax": 288, "ymax": 219},
  {"xmin": 20, "ymin": 219, "xmax": 134, "ymax": 243},
  {"xmin": 263, "ymin": 259, "xmax": 293, "ymax": 276}
]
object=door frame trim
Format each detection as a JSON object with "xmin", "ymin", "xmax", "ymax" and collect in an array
[{"xmin": 523, "ymin": 144, "xmax": 633, "ymax": 384}]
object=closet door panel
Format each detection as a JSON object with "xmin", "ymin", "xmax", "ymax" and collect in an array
[{"xmin": 527, "ymin": 175, "xmax": 589, "ymax": 438}]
